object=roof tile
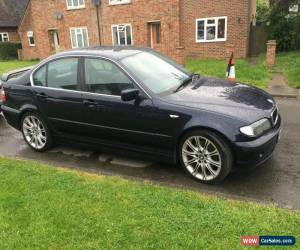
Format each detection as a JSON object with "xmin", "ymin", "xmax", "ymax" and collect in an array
[{"xmin": 0, "ymin": 0, "xmax": 29, "ymax": 27}]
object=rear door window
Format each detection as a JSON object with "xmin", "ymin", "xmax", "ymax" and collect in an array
[
  {"xmin": 84, "ymin": 58, "xmax": 134, "ymax": 96},
  {"xmin": 33, "ymin": 65, "xmax": 46, "ymax": 86},
  {"xmin": 47, "ymin": 58, "xmax": 79, "ymax": 90},
  {"xmin": 33, "ymin": 58, "xmax": 79, "ymax": 90}
]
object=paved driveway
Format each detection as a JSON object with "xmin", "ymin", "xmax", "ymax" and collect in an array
[{"xmin": 0, "ymin": 98, "xmax": 300, "ymax": 210}]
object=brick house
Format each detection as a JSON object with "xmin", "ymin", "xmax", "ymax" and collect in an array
[
  {"xmin": 0, "ymin": 0, "xmax": 29, "ymax": 43},
  {"xmin": 18, "ymin": 0, "xmax": 256, "ymax": 64}
]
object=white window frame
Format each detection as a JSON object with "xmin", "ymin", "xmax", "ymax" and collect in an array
[
  {"xmin": 111, "ymin": 24, "xmax": 133, "ymax": 46},
  {"xmin": 109, "ymin": 0, "xmax": 131, "ymax": 6},
  {"xmin": 70, "ymin": 27, "xmax": 89, "ymax": 48},
  {"xmin": 27, "ymin": 31, "xmax": 35, "ymax": 47},
  {"xmin": 0, "ymin": 32, "xmax": 9, "ymax": 42},
  {"xmin": 66, "ymin": 0, "xmax": 85, "ymax": 10},
  {"xmin": 196, "ymin": 16, "xmax": 227, "ymax": 43}
]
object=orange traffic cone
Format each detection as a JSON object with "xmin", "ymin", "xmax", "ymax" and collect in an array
[{"xmin": 226, "ymin": 52, "xmax": 236, "ymax": 81}]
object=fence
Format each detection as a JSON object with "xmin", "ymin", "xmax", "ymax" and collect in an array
[{"xmin": 249, "ymin": 25, "xmax": 268, "ymax": 56}]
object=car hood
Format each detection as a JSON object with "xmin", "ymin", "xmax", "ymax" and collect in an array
[{"xmin": 161, "ymin": 77, "xmax": 275, "ymax": 123}]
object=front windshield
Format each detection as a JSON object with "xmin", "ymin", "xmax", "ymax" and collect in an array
[{"xmin": 121, "ymin": 52, "xmax": 190, "ymax": 94}]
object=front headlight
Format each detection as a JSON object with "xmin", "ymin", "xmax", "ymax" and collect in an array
[{"xmin": 240, "ymin": 118, "xmax": 271, "ymax": 137}]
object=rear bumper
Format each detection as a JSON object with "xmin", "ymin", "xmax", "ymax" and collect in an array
[
  {"xmin": 234, "ymin": 115, "xmax": 281, "ymax": 168},
  {"xmin": 1, "ymin": 105, "xmax": 21, "ymax": 130}
]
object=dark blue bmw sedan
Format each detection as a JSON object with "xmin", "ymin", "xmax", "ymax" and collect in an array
[{"xmin": 0, "ymin": 47, "xmax": 281, "ymax": 184}]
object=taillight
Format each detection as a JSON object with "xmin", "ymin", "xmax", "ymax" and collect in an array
[{"xmin": 0, "ymin": 88, "xmax": 6, "ymax": 103}]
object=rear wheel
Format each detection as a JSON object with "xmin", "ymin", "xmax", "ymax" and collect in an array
[
  {"xmin": 179, "ymin": 129, "xmax": 233, "ymax": 184},
  {"xmin": 21, "ymin": 112, "xmax": 53, "ymax": 152}
]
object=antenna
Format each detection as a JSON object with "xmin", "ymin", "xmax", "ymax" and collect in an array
[{"xmin": 53, "ymin": 12, "xmax": 63, "ymax": 20}]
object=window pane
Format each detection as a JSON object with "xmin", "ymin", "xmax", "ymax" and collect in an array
[
  {"xmin": 110, "ymin": 0, "xmax": 130, "ymax": 4},
  {"xmin": 84, "ymin": 58, "xmax": 134, "ymax": 96},
  {"xmin": 112, "ymin": 27, "xmax": 118, "ymax": 45},
  {"xmin": 119, "ymin": 31, "xmax": 126, "ymax": 45},
  {"xmin": 206, "ymin": 26, "xmax": 216, "ymax": 40},
  {"xmin": 118, "ymin": 25, "xmax": 125, "ymax": 32},
  {"xmin": 33, "ymin": 66, "xmax": 46, "ymax": 86},
  {"xmin": 71, "ymin": 30, "xmax": 76, "ymax": 47},
  {"xmin": 207, "ymin": 19, "xmax": 215, "ymax": 24},
  {"xmin": 77, "ymin": 32, "xmax": 83, "ymax": 47},
  {"xmin": 82, "ymin": 29, "xmax": 88, "ymax": 47},
  {"xmin": 0, "ymin": 34, "xmax": 3, "ymax": 42},
  {"xmin": 112, "ymin": 25, "xmax": 132, "ymax": 45},
  {"xmin": 47, "ymin": 58, "xmax": 78, "ymax": 90},
  {"xmin": 29, "ymin": 36, "xmax": 35, "ymax": 45},
  {"xmin": 73, "ymin": 0, "xmax": 79, "ymax": 7},
  {"xmin": 156, "ymin": 23, "xmax": 161, "ymax": 43},
  {"xmin": 218, "ymin": 19, "xmax": 226, "ymax": 39},
  {"xmin": 197, "ymin": 20, "xmax": 204, "ymax": 40},
  {"xmin": 67, "ymin": 0, "xmax": 73, "ymax": 6},
  {"xmin": 126, "ymin": 26, "xmax": 132, "ymax": 45},
  {"xmin": 79, "ymin": 0, "xmax": 84, "ymax": 5},
  {"xmin": 3, "ymin": 34, "xmax": 9, "ymax": 42}
]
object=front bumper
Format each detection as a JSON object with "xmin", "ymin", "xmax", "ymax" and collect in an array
[{"xmin": 234, "ymin": 115, "xmax": 282, "ymax": 168}]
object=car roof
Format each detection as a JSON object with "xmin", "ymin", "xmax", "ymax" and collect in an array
[{"xmin": 52, "ymin": 46, "xmax": 152, "ymax": 61}]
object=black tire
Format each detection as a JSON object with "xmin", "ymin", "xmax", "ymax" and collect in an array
[
  {"xmin": 179, "ymin": 129, "xmax": 233, "ymax": 184},
  {"xmin": 21, "ymin": 112, "xmax": 53, "ymax": 152}
]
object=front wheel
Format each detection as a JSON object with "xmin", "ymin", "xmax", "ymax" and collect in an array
[
  {"xmin": 21, "ymin": 112, "xmax": 53, "ymax": 152},
  {"xmin": 179, "ymin": 130, "xmax": 233, "ymax": 184}
]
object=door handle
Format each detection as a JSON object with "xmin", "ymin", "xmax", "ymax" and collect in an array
[
  {"xmin": 36, "ymin": 93, "xmax": 48, "ymax": 99},
  {"xmin": 83, "ymin": 100, "xmax": 96, "ymax": 105},
  {"xmin": 83, "ymin": 100, "xmax": 105, "ymax": 110},
  {"xmin": 83, "ymin": 99, "xmax": 98, "ymax": 108}
]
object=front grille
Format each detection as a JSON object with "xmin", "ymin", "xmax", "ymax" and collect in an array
[{"xmin": 271, "ymin": 108, "xmax": 278, "ymax": 126}]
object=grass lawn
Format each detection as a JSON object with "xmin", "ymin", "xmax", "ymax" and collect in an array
[
  {"xmin": 185, "ymin": 51, "xmax": 300, "ymax": 89},
  {"xmin": 0, "ymin": 157, "xmax": 299, "ymax": 249},
  {"xmin": 185, "ymin": 55, "xmax": 271, "ymax": 89},
  {"xmin": 272, "ymin": 51, "xmax": 300, "ymax": 89},
  {"xmin": 0, "ymin": 60, "xmax": 38, "ymax": 76}
]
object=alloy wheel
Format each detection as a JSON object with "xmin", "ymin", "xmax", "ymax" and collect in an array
[
  {"xmin": 182, "ymin": 136, "xmax": 222, "ymax": 181},
  {"xmin": 22, "ymin": 115, "xmax": 47, "ymax": 150}
]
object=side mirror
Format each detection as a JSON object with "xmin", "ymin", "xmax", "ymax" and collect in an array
[{"xmin": 121, "ymin": 89, "xmax": 140, "ymax": 102}]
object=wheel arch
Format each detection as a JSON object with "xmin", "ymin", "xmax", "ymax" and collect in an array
[
  {"xmin": 19, "ymin": 104, "xmax": 38, "ymax": 121},
  {"xmin": 19, "ymin": 106, "xmax": 53, "ymax": 152},
  {"xmin": 175, "ymin": 126, "xmax": 236, "ymax": 164}
]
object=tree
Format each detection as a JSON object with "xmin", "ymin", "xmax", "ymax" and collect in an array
[
  {"xmin": 257, "ymin": 0, "xmax": 300, "ymax": 51},
  {"xmin": 256, "ymin": 0, "xmax": 270, "ymax": 23},
  {"xmin": 269, "ymin": 0, "xmax": 299, "ymax": 9}
]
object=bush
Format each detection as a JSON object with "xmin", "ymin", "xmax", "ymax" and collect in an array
[
  {"xmin": 257, "ymin": 0, "xmax": 300, "ymax": 51},
  {"xmin": 256, "ymin": 0, "xmax": 270, "ymax": 24},
  {"xmin": 0, "ymin": 42, "xmax": 22, "ymax": 60},
  {"xmin": 267, "ymin": 7, "xmax": 300, "ymax": 51}
]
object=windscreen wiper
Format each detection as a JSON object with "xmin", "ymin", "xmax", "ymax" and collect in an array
[{"xmin": 174, "ymin": 74, "xmax": 200, "ymax": 93}]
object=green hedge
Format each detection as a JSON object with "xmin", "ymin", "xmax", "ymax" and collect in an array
[{"xmin": 0, "ymin": 42, "xmax": 22, "ymax": 60}]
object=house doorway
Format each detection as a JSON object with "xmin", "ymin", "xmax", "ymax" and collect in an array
[
  {"xmin": 147, "ymin": 21, "xmax": 161, "ymax": 49},
  {"xmin": 48, "ymin": 29, "xmax": 60, "ymax": 53}
]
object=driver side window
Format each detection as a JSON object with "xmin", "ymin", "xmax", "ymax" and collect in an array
[{"xmin": 84, "ymin": 58, "xmax": 134, "ymax": 96}]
